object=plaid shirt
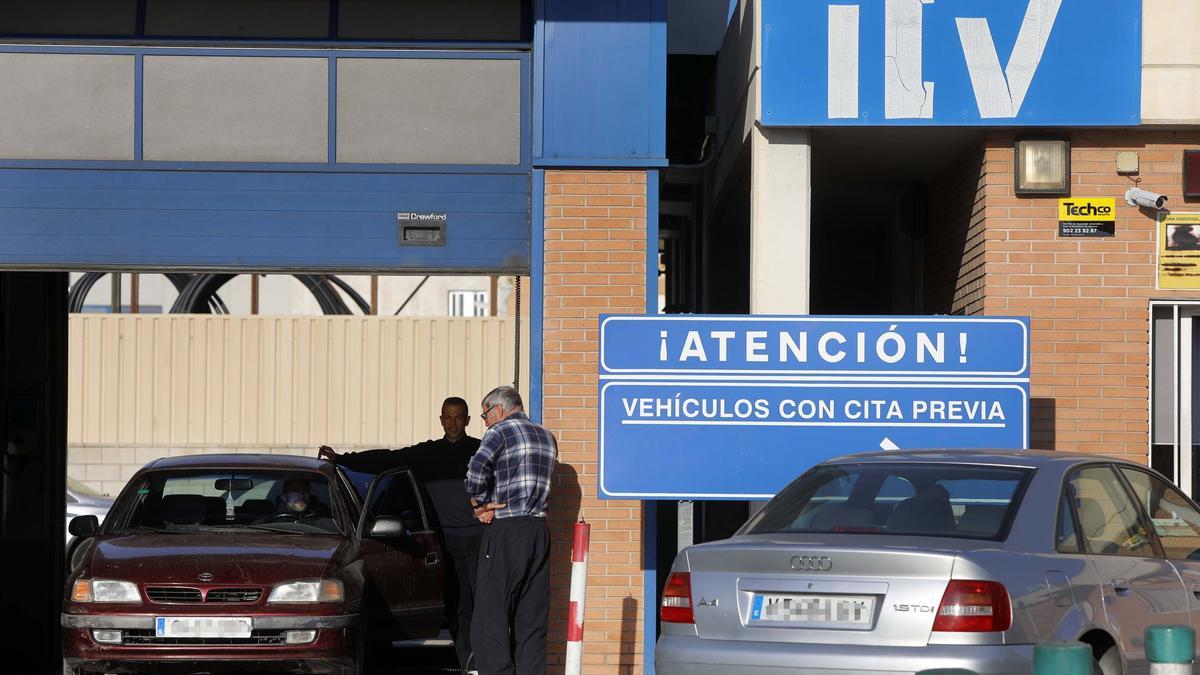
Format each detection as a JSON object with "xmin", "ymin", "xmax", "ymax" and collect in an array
[{"xmin": 465, "ymin": 412, "xmax": 557, "ymax": 519}]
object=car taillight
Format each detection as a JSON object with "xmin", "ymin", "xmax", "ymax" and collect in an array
[
  {"xmin": 932, "ymin": 580, "xmax": 1011, "ymax": 632},
  {"xmin": 660, "ymin": 572, "xmax": 693, "ymax": 624}
]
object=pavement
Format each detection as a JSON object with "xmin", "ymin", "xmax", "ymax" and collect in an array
[
  {"xmin": 375, "ymin": 644, "xmax": 463, "ymax": 673},
  {"xmin": 72, "ymin": 644, "xmax": 465, "ymax": 674}
]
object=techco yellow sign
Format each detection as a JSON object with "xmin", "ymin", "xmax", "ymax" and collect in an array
[
  {"xmin": 1058, "ymin": 198, "xmax": 1115, "ymax": 221},
  {"xmin": 1058, "ymin": 198, "xmax": 1116, "ymax": 238}
]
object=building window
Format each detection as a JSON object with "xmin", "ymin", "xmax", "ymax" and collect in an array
[{"xmin": 448, "ymin": 290, "xmax": 488, "ymax": 317}]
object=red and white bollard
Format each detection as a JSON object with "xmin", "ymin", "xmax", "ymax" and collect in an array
[{"xmin": 565, "ymin": 519, "xmax": 591, "ymax": 675}]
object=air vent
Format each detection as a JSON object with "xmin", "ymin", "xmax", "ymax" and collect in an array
[
  {"xmin": 146, "ymin": 587, "xmax": 202, "ymax": 604},
  {"xmin": 206, "ymin": 588, "xmax": 262, "ymax": 603}
]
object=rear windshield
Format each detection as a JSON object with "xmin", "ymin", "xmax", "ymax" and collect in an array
[
  {"xmin": 107, "ymin": 469, "xmax": 343, "ymax": 536},
  {"xmin": 742, "ymin": 462, "xmax": 1033, "ymax": 541}
]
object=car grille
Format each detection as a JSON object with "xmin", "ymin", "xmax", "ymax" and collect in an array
[
  {"xmin": 145, "ymin": 587, "xmax": 263, "ymax": 603},
  {"xmin": 206, "ymin": 588, "xmax": 262, "ymax": 603},
  {"xmin": 146, "ymin": 587, "xmax": 202, "ymax": 603},
  {"xmin": 120, "ymin": 629, "xmax": 289, "ymax": 646}
]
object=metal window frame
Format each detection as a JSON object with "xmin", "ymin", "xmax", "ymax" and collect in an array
[
  {"xmin": 1149, "ymin": 300, "xmax": 1200, "ymax": 496},
  {"xmin": 0, "ymin": 0, "xmax": 534, "ymax": 47}
]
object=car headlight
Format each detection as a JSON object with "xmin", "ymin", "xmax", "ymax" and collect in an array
[
  {"xmin": 268, "ymin": 579, "xmax": 344, "ymax": 603},
  {"xmin": 71, "ymin": 579, "xmax": 140, "ymax": 603}
]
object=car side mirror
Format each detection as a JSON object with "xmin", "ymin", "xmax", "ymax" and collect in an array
[
  {"xmin": 69, "ymin": 514, "xmax": 99, "ymax": 538},
  {"xmin": 368, "ymin": 516, "xmax": 409, "ymax": 539}
]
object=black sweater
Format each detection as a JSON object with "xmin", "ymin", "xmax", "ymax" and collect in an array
[{"xmin": 336, "ymin": 436, "xmax": 482, "ymax": 536}]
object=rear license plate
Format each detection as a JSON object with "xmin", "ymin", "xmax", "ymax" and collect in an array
[
  {"xmin": 155, "ymin": 616, "xmax": 252, "ymax": 638},
  {"xmin": 750, "ymin": 593, "xmax": 875, "ymax": 628}
]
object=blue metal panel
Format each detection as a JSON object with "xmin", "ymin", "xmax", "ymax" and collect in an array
[
  {"xmin": 643, "ymin": 169, "xmax": 659, "ymax": 675},
  {"xmin": 327, "ymin": 55, "xmax": 337, "ymax": 164},
  {"xmin": 133, "ymin": 53, "xmax": 144, "ymax": 161},
  {"xmin": 0, "ymin": 169, "xmax": 530, "ymax": 271},
  {"xmin": 761, "ymin": 0, "xmax": 1142, "ymax": 127},
  {"xmin": 529, "ymin": 169, "xmax": 545, "ymax": 422},
  {"xmin": 536, "ymin": 0, "xmax": 666, "ymax": 164}
]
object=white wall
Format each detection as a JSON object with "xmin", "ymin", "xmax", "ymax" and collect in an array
[{"xmin": 1143, "ymin": 0, "xmax": 1200, "ymax": 123}]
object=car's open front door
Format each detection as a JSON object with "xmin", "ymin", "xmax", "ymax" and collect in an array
[{"xmin": 357, "ymin": 468, "xmax": 445, "ymax": 639}]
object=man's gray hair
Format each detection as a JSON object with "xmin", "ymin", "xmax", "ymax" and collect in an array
[{"xmin": 482, "ymin": 385, "xmax": 524, "ymax": 413}]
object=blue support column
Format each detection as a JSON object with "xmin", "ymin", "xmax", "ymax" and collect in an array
[
  {"xmin": 643, "ymin": 169, "xmax": 659, "ymax": 674},
  {"xmin": 529, "ymin": 169, "xmax": 545, "ymax": 422}
]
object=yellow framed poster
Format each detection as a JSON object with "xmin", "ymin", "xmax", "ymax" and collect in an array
[{"xmin": 1159, "ymin": 213, "xmax": 1200, "ymax": 289}]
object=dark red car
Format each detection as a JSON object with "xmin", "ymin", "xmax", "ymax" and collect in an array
[{"xmin": 62, "ymin": 454, "xmax": 444, "ymax": 675}]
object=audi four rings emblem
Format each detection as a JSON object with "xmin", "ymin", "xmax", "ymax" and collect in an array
[{"xmin": 790, "ymin": 555, "xmax": 832, "ymax": 571}]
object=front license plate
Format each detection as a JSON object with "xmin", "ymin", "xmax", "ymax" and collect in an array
[
  {"xmin": 155, "ymin": 616, "xmax": 252, "ymax": 638},
  {"xmin": 750, "ymin": 594, "xmax": 875, "ymax": 628}
]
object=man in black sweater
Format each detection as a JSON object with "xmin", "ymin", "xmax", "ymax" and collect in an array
[{"xmin": 319, "ymin": 396, "xmax": 482, "ymax": 671}]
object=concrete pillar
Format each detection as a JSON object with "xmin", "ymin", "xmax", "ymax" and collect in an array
[{"xmin": 750, "ymin": 126, "xmax": 811, "ymax": 314}]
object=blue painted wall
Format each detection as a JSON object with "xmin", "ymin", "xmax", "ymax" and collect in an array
[
  {"xmin": 536, "ymin": 0, "xmax": 667, "ymax": 166},
  {"xmin": 0, "ymin": 169, "xmax": 530, "ymax": 271}
]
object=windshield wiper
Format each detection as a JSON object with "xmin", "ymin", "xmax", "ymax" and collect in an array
[
  {"xmin": 237, "ymin": 524, "xmax": 308, "ymax": 535},
  {"xmin": 119, "ymin": 526, "xmax": 176, "ymax": 534}
]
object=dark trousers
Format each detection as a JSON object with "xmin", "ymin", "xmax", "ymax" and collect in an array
[
  {"xmin": 443, "ymin": 532, "xmax": 482, "ymax": 669},
  {"xmin": 471, "ymin": 517, "xmax": 550, "ymax": 675}
]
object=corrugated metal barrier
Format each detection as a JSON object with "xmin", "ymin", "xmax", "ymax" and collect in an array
[{"xmin": 69, "ymin": 315, "xmax": 529, "ymax": 450}]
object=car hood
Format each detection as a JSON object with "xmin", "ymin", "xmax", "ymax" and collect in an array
[{"xmin": 87, "ymin": 532, "xmax": 351, "ymax": 585}]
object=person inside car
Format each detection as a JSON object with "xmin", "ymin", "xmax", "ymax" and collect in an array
[{"xmin": 257, "ymin": 477, "xmax": 325, "ymax": 521}]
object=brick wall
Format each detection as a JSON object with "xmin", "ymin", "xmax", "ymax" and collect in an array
[
  {"xmin": 542, "ymin": 170, "xmax": 648, "ymax": 673},
  {"xmin": 978, "ymin": 130, "xmax": 1200, "ymax": 458}
]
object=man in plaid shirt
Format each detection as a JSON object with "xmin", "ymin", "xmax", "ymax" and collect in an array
[{"xmin": 466, "ymin": 385, "xmax": 557, "ymax": 675}]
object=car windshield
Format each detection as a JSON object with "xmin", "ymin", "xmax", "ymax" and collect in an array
[
  {"xmin": 742, "ymin": 462, "xmax": 1033, "ymax": 541},
  {"xmin": 107, "ymin": 469, "xmax": 343, "ymax": 535}
]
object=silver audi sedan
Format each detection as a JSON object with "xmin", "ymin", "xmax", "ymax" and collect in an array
[{"xmin": 655, "ymin": 449, "xmax": 1200, "ymax": 675}]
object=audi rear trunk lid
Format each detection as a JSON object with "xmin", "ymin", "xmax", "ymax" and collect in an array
[{"xmin": 681, "ymin": 534, "xmax": 998, "ymax": 647}]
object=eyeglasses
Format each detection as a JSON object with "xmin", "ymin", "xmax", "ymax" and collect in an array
[{"xmin": 481, "ymin": 405, "xmax": 498, "ymax": 419}]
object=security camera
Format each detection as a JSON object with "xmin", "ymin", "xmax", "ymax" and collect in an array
[{"xmin": 1125, "ymin": 188, "xmax": 1168, "ymax": 210}]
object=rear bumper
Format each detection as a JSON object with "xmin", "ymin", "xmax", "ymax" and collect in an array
[{"xmin": 655, "ymin": 634, "xmax": 1035, "ymax": 675}]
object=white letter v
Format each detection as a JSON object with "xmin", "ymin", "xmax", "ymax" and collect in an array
[{"xmin": 956, "ymin": 0, "xmax": 1062, "ymax": 118}]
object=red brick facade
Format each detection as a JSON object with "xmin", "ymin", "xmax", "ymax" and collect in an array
[
  {"xmin": 935, "ymin": 131, "xmax": 1200, "ymax": 459},
  {"xmin": 542, "ymin": 170, "xmax": 648, "ymax": 673}
]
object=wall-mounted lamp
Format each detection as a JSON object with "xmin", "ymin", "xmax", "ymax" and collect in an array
[{"xmin": 1014, "ymin": 138, "xmax": 1070, "ymax": 195}]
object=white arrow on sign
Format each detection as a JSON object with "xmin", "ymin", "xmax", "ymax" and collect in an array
[{"xmin": 879, "ymin": 437, "xmax": 900, "ymax": 451}]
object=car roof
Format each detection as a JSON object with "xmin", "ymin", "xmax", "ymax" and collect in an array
[
  {"xmin": 821, "ymin": 448, "xmax": 1147, "ymax": 470},
  {"xmin": 144, "ymin": 453, "xmax": 334, "ymax": 474}
]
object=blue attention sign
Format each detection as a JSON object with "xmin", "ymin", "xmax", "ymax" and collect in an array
[
  {"xmin": 760, "ymin": 0, "xmax": 1141, "ymax": 127},
  {"xmin": 598, "ymin": 316, "xmax": 1031, "ymax": 499}
]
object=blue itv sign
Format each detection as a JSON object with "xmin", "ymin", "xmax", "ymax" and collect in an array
[
  {"xmin": 760, "ymin": 0, "xmax": 1141, "ymax": 127},
  {"xmin": 598, "ymin": 316, "xmax": 1030, "ymax": 499}
]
